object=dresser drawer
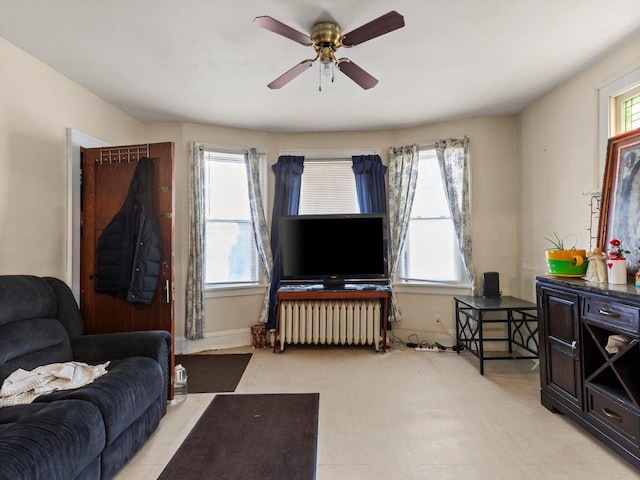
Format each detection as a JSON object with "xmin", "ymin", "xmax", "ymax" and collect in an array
[
  {"xmin": 586, "ymin": 387, "xmax": 640, "ymax": 443},
  {"xmin": 582, "ymin": 297, "xmax": 639, "ymax": 334}
]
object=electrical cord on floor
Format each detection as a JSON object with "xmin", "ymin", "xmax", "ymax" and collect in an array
[
  {"xmin": 406, "ymin": 333, "xmax": 437, "ymax": 350},
  {"xmin": 403, "ymin": 333, "xmax": 465, "ymax": 352},
  {"xmin": 387, "ymin": 331, "xmax": 407, "ymax": 350},
  {"xmin": 406, "ymin": 333, "xmax": 420, "ymax": 348},
  {"xmin": 435, "ymin": 341, "xmax": 465, "ymax": 352},
  {"xmin": 388, "ymin": 331, "xmax": 466, "ymax": 352}
]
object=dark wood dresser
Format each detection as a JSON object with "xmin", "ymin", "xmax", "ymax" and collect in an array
[{"xmin": 537, "ymin": 275, "xmax": 640, "ymax": 469}]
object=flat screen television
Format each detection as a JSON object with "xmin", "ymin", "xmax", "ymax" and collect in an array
[{"xmin": 279, "ymin": 213, "xmax": 388, "ymax": 288}]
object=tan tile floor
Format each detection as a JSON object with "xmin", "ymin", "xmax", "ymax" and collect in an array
[{"xmin": 115, "ymin": 345, "xmax": 640, "ymax": 479}]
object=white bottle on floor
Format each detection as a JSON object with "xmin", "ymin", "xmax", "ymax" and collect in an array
[{"xmin": 174, "ymin": 364, "xmax": 188, "ymax": 402}]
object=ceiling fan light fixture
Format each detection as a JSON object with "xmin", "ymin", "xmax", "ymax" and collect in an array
[
  {"xmin": 254, "ymin": 11, "xmax": 404, "ymax": 90},
  {"xmin": 321, "ymin": 62, "xmax": 333, "ymax": 78}
]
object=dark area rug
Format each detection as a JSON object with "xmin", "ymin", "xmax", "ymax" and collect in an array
[
  {"xmin": 159, "ymin": 393, "xmax": 319, "ymax": 480},
  {"xmin": 174, "ymin": 353, "xmax": 252, "ymax": 393}
]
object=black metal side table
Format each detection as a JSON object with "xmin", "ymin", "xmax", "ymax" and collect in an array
[{"xmin": 454, "ymin": 295, "xmax": 539, "ymax": 375}]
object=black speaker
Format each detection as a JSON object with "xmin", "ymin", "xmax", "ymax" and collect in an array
[{"xmin": 482, "ymin": 271, "xmax": 500, "ymax": 298}]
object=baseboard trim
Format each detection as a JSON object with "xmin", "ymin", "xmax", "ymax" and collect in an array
[{"xmin": 175, "ymin": 328, "xmax": 252, "ymax": 354}]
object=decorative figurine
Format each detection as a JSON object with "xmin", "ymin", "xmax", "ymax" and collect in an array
[
  {"xmin": 251, "ymin": 324, "xmax": 267, "ymax": 348},
  {"xmin": 585, "ymin": 247, "xmax": 608, "ymax": 283}
]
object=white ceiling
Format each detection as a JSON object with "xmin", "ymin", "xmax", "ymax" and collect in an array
[{"xmin": 1, "ymin": 1, "xmax": 639, "ymax": 133}]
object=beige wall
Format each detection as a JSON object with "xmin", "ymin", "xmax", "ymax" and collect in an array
[
  {"xmin": 144, "ymin": 118, "xmax": 518, "ymax": 349},
  {"xmin": 0, "ymin": 37, "xmax": 143, "ymax": 277},
  {"xmin": 0, "ymin": 33, "xmax": 522, "ymax": 350},
  {"xmin": 5, "ymin": 27, "xmax": 639, "ymax": 352},
  {"xmin": 518, "ymin": 32, "xmax": 640, "ymax": 301},
  {"xmin": 391, "ymin": 117, "xmax": 518, "ymax": 342},
  {"xmin": 143, "ymin": 122, "xmax": 276, "ymax": 348}
]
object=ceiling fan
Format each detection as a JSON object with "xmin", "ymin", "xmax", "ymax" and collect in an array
[{"xmin": 253, "ymin": 11, "xmax": 405, "ymax": 90}]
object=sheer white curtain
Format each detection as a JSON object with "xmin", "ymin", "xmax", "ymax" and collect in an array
[
  {"xmin": 387, "ymin": 144, "xmax": 420, "ymax": 322},
  {"xmin": 435, "ymin": 137, "xmax": 475, "ymax": 293},
  {"xmin": 185, "ymin": 143, "xmax": 205, "ymax": 340},
  {"xmin": 244, "ymin": 148, "xmax": 272, "ymax": 323}
]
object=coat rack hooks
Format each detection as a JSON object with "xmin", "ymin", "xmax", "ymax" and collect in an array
[{"xmin": 97, "ymin": 144, "xmax": 150, "ymax": 165}]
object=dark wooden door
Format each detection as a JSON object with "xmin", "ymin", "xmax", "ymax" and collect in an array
[{"xmin": 80, "ymin": 142, "xmax": 175, "ymax": 344}]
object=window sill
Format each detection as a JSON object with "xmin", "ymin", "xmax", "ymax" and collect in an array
[
  {"xmin": 393, "ymin": 281, "xmax": 472, "ymax": 296},
  {"xmin": 204, "ymin": 282, "xmax": 470, "ymax": 298},
  {"xmin": 205, "ymin": 284, "xmax": 268, "ymax": 298}
]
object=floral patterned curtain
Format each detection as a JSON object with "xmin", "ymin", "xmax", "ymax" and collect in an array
[
  {"xmin": 435, "ymin": 137, "xmax": 476, "ymax": 293},
  {"xmin": 387, "ymin": 144, "xmax": 420, "ymax": 322},
  {"xmin": 244, "ymin": 148, "xmax": 272, "ymax": 323},
  {"xmin": 185, "ymin": 143, "xmax": 205, "ymax": 340}
]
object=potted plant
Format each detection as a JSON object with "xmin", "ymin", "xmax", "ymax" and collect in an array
[
  {"xmin": 606, "ymin": 238, "xmax": 629, "ymax": 284},
  {"xmin": 545, "ymin": 232, "xmax": 588, "ymax": 276}
]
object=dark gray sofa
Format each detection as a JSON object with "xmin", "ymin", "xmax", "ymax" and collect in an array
[{"xmin": 0, "ymin": 275, "xmax": 171, "ymax": 480}]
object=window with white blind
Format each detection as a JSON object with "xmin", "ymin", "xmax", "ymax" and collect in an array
[
  {"xmin": 299, "ymin": 159, "xmax": 359, "ymax": 214},
  {"xmin": 399, "ymin": 147, "xmax": 465, "ymax": 283},
  {"xmin": 203, "ymin": 149, "xmax": 260, "ymax": 286}
]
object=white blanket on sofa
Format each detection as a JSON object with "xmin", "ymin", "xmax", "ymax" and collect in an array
[{"xmin": 0, "ymin": 361, "xmax": 109, "ymax": 407}]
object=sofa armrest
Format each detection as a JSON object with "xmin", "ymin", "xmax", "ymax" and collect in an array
[
  {"xmin": 71, "ymin": 330, "xmax": 172, "ymax": 403},
  {"xmin": 71, "ymin": 330, "xmax": 171, "ymax": 363}
]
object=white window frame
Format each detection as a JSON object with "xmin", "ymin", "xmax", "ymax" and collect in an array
[
  {"xmin": 618, "ymin": 85, "xmax": 640, "ymax": 133},
  {"xmin": 202, "ymin": 145, "xmax": 268, "ymax": 297},
  {"xmin": 395, "ymin": 145, "xmax": 470, "ymax": 292}
]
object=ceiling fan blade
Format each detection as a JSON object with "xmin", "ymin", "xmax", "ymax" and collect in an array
[
  {"xmin": 337, "ymin": 61, "xmax": 378, "ymax": 90},
  {"xmin": 341, "ymin": 11, "xmax": 405, "ymax": 46},
  {"xmin": 253, "ymin": 16, "xmax": 313, "ymax": 46},
  {"xmin": 268, "ymin": 60, "xmax": 314, "ymax": 89}
]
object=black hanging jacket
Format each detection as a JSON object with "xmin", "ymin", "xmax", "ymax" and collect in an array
[{"xmin": 95, "ymin": 157, "xmax": 163, "ymax": 304}]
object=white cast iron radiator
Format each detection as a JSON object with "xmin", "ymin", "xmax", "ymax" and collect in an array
[{"xmin": 278, "ymin": 300, "xmax": 381, "ymax": 351}]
